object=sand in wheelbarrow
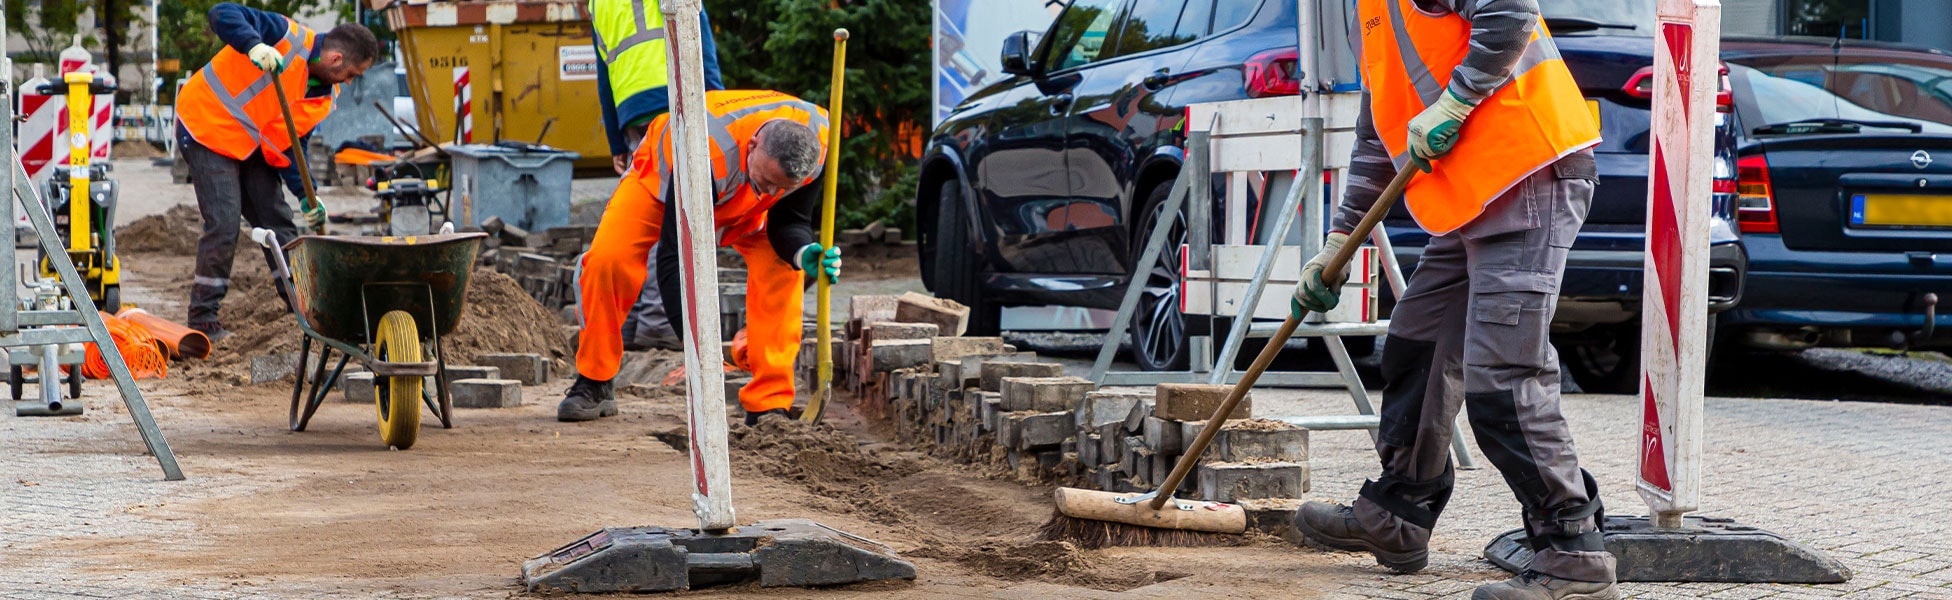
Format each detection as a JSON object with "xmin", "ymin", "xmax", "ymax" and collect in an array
[{"xmin": 179, "ymin": 266, "xmax": 571, "ymax": 384}]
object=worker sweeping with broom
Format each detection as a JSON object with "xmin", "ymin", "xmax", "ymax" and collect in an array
[
  {"xmin": 561, "ymin": 90, "xmax": 835, "ymax": 423},
  {"xmin": 1286, "ymin": 1, "xmax": 1612, "ymax": 598}
]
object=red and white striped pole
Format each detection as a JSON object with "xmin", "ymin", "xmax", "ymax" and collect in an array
[
  {"xmin": 452, "ymin": 66, "xmax": 473, "ymax": 144},
  {"xmin": 1638, "ymin": 0, "xmax": 1720, "ymax": 529}
]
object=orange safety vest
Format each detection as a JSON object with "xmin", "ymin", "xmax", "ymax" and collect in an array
[
  {"xmin": 1359, "ymin": 0, "xmax": 1599, "ymax": 235},
  {"xmin": 636, "ymin": 90, "xmax": 830, "ymax": 244},
  {"xmin": 176, "ymin": 18, "xmax": 336, "ymax": 168}
]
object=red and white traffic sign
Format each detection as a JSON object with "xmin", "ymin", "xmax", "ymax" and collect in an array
[{"xmin": 1639, "ymin": 0, "xmax": 1721, "ymax": 528}]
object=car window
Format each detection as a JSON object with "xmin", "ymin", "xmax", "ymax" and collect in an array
[
  {"xmin": 1536, "ymin": 0, "xmax": 1653, "ymax": 34},
  {"xmin": 1210, "ymin": 0, "xmax": 1258, "ymax": 34},
  {"xmin": 1731, "ymin": 64, "xmax": 1952, "ymax": 133},
  {"xmin": 1174, "ymin": 0, "xmax": 1214, "ymax": 39},
  {"xmin": 1045, "ymin": 0, "xmax": 1128, "ymax": 71},
  {"xmin": 1732, "ymin": 58, "xmax": 1952, "ymax": 128},
  {"xmin": 1109, "ymin": 0, "xmax": 1195, "ymax": 58}
]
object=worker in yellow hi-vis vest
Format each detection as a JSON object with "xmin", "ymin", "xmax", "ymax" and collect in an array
[{"xmin": 590, "ymin": 0, "xmax": 724, "ymax": 352}]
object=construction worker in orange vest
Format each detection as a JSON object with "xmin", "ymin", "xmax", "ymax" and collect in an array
[
  {"xmin": 563, "ymin": 90, "xmax": 835, "ymax": 424},
  {"xmin": 1288, "ymin": 1, "xmax": 1614, "ymax": 598},
  {"xmin": 176, "ymin": 3, "xmax": 379, "ymax": 340}
]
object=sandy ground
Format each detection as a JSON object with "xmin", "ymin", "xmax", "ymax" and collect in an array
[{"xmin": 17, "ymin": 161, "xmax": 1952, "ymax": 599}]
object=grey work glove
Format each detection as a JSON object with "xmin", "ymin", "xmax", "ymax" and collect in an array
[{"xmin": 1290, "ymin": 232, "xmax": 1350, "ymax": 317}]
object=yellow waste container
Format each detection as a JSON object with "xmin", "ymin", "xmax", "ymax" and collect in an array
[{"xmin": 385, "ymin": 1, "xmax": 609, "ymax": 170}]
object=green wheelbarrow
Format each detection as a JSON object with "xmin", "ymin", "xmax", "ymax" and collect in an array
[{"xmin": 252, "ymin": 227, "xmax": 487, "ymax": 449}]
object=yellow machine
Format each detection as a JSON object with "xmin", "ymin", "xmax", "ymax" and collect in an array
[{"xmin": 38, "ymin": 71, "xmax": 120, "ymax": 312}]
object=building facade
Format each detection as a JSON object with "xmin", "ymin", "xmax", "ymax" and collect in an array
[{"xmin": 1723, "ymin": 0, "xmax": 1952, "ymax": 51}]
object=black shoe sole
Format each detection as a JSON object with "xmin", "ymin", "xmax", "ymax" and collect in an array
[{"xmin": 1291, "ymin": 516, "xmax": 1429, "ymax": 573}]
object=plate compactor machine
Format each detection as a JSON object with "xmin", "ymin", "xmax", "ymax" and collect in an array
[{"xmin": 37, "ymin": 71, "xmax": 121, "ymax": 313}]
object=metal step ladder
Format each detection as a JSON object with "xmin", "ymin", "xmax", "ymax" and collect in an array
[
  {"xmin": 1088, "ymin": 95, "xmax": 1473, "ymax": 469},
  {"xmin": 1, "ymin": 75, "xmax": 183, "ymax": 481}
]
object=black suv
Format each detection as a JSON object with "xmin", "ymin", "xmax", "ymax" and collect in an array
[{"xmin": 917, "ymin": 0, "xmax": 1743, "ymax": 389}]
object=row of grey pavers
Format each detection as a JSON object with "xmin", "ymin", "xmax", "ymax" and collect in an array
[{"xmin": 798, "ymin": 294, "xmax": 1314, "ymax": 513}]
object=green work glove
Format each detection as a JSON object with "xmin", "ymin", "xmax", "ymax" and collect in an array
[
  {"xmin": 1405, "ymin": 89, "xmax": 1477, "ymax": 173},
  {"xmin": 798, "ymin": 243, "xmax": 841, "ymax": 284},
  {"xmin": 303, "ymin": 203, "xmax": 327, "ymax": 234},
  {"xmin": 1290, "ymin": 232, "xmax": 1350, "ymax": 317},
  {"xmin": 248, "ymin": 43, "xmax": 285, "ymax": 74}
]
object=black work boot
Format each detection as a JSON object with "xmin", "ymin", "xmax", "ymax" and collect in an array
[
  {"xmin": 188, "ymin": 321, "xmax": 231, "ymax": 343},
  {"xmin": 742, "ymin": 408, "xmax": 788, "ymax": 427},
  {"xmin": 557, "ymin": 376, "xmax": 617, "ymax": 422},
  {"xmin": 1291, "ymin": 500, "xmax": 1429, "ymax": 573},
  {"xmin": 1472, "ymin": 571, "xmax": 1619, "ymax": 600}
]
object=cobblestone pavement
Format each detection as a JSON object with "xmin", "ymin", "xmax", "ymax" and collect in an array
[{"xmin": 4, "ymin": 380, "xmax": 1949, "ymax": 598}]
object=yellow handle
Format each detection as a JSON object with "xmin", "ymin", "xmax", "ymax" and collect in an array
[
  {"xmin": 805, "ymin": 28, "xmax": 849, "ymax": 424},
  {"xmin": 65, "ymin": 72, "xmax": 93, "ymax": 253}
]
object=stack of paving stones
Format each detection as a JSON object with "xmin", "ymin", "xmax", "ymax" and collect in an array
[
  {"xmin": 804, "ymin": 295, "xmax": 1311, "ymax": 521},
  {"xmin": 333, "ymin": 353, "xmax": 552, "ymax": 410}
]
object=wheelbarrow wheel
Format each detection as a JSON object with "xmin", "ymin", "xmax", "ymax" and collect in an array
[{"xmin": 373, "ymin": 310, "xmax": 423, "ymax": 449}]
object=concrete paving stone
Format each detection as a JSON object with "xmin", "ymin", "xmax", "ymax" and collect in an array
[
  {"xmin": 451, "ymin": 378, "xmax": 522, "ymax": 408},
  {"xmin": 443, "ymin": 365, "xmax": 501, "ymax": 381},
  {"xmin": 1153, "ymin": 382, "xmax": 1252, "ymax": 421},
  {"xmin": 866, "ymin": 321, "xmax": 939, "ymax": 342},
  {"xmin": 978, "ymin": 360, "xmax": 1063, "ymax": 393},
  {"xmin": 476, "ymin": 352, "xmax": 549, "ymax": 385},
  {"xmin": 1077, "ymin": 390, "xmax": 1147, "ymax": 430},
  {"xmin": 932, "ymin": 336, "xmax": 1009, "ymax": 363},
  {"xmin": 999, "ymin": 376, "xmax": 1092, "ymax": 412},
  {"xmin": 895, "ymin": 291, "xmax": 970, "ymax": 336},
  {"xmin": 869, "ymin": 339, "xmax": 934, "ymax": 372}
]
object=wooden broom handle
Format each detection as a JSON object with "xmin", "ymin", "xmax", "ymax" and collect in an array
[{"xmin": 1149, "ymin": 166, "xmax": 1416, "ymax": 510}]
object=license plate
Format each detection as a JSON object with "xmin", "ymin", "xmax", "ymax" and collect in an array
[
  {"xmin": 1850, "ymin": 193, "xmax": 1952, "ymax": 228},
  {"xmin": 1586, "ymin": 99, "xmax": 1601, "ymax": 129}
]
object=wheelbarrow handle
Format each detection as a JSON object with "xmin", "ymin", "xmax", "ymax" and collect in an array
[{"xmin": 252, "ymin": 227, "xmax": 294, "ymax": 282}]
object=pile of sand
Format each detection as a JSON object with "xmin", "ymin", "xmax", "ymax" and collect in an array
[
  {"xmin": 180, "ymin": 265, "xmax": 571, "ymax": 383},
  {"xmin": 731, "ymin": 417, "xmax": 923, "ymax": 525},
  {"xmin": 116, "ymin": 204, "xmax": 203, "ymax": 256}
]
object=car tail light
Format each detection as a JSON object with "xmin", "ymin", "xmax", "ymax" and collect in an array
[
  {"xmin": 1736, "ymin": 154, "xmax": 1778, "ymax": 234},
  {"xmin": 1716, "ymin": 63, "xmax": 1734, "ymax": 113},
  {"xmin": 1245, "ymin": 48, "xmax": 1301, "ymax": 98},
  {"xmin": 1621, "ymin": 63, "xmax": 1733, "ymax": 112}
]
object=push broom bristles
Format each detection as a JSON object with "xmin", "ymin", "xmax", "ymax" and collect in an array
[
  {"xmin": 1039, "ymin": 508, "xmax": 1246, "ymax": 549},
  {"xmin": 1039, "ymin": 487, "xmax": 1252, "ymax": 548}
]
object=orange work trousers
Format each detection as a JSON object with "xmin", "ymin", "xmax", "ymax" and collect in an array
[{"xmin": 577, "ymin": 181, "xmax": 803, "ymax": 414}]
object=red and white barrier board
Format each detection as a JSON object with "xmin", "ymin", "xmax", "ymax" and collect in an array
[
  {"xmin": 453, "ymin": 67, "xmax": 474, "ymax": 144},
  {"xmin": 1638, "ymin": 0, "xmax": 1720, "ymax": 526}
]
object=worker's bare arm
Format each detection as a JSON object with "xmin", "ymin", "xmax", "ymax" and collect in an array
[{"xmin": 1421, "ymin": 0, "xmax": 1540, "ymax": 104}]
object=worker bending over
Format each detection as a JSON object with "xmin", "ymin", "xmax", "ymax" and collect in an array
[
  {"xmin": 590, "ymin": 0, "xmax": 725, "ymax": 351},
  {"xmin": 176, "ymin": 2, "xmax": 378, "ymax": 340},
  {"xmin": 1288, "ymin": 1, "xmax": 1615, "ymax": 598},
  {"xmin": 563, "ymin": 90, "xmax": 839, "ymax": 423}
]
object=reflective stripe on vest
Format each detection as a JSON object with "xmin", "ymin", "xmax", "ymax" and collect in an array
[
  {"xmin": 197, "ymin": 26, "xmax": 310, "ymax": 149},
  {"xmin": 178, "ymin": 20, "xmax": 335, "ymax": 167},
  {"xmin": 1360, "ymin": 0, "xmax": 1598, "ymax": 235},
  {"xmin": 592, "ymin": 0, "xmax": 670, "ymax": 105},
  {"xmin": 638, "ymin": 90, "xmax": 830, "ymax": 244}
]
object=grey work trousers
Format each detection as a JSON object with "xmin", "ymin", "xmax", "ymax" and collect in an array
[
  {"xmin": 618, "ymin": 123, "xmax": 679, "ymax": 345},
  {"xmin": 183, "ymin": 138, "xmax": 300, "ymax": 328},
  {"xmin": 1353, "ymin": 150, "xmax": 1616, "ymax": 583}
]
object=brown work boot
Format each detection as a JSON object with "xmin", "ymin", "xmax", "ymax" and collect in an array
[
  {"xmin": 1472, "ymin": 571, "xmax": 1619, "ymax": 600},
  {"xmin": 1290, "ymin": 500, "xmax": 1428, "ymax": 573}
]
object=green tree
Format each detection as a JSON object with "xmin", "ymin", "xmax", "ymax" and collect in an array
[{"xmin": 709, "ymin": 0, "xmax": 930, "ymax": 233}]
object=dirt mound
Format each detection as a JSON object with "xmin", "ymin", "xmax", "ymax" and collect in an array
[
  {"xmin": 178, "ymin": 265, "xmax": 570, "ymax": 384},
  {"xmin": 440, "ymin": 269, "xmax": 573, "ymax": 364},
  {"xmin": 731, "ymin": 417, "xmax": 923, "ymax": 525},
  {"xmin": 116, "ymin": 204, "xmax": 203, "ymax": 255}
]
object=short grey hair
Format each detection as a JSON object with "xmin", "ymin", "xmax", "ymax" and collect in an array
[{"xmin": 758, "ymin": 120, "xmax": 823, "ymax": 182}]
